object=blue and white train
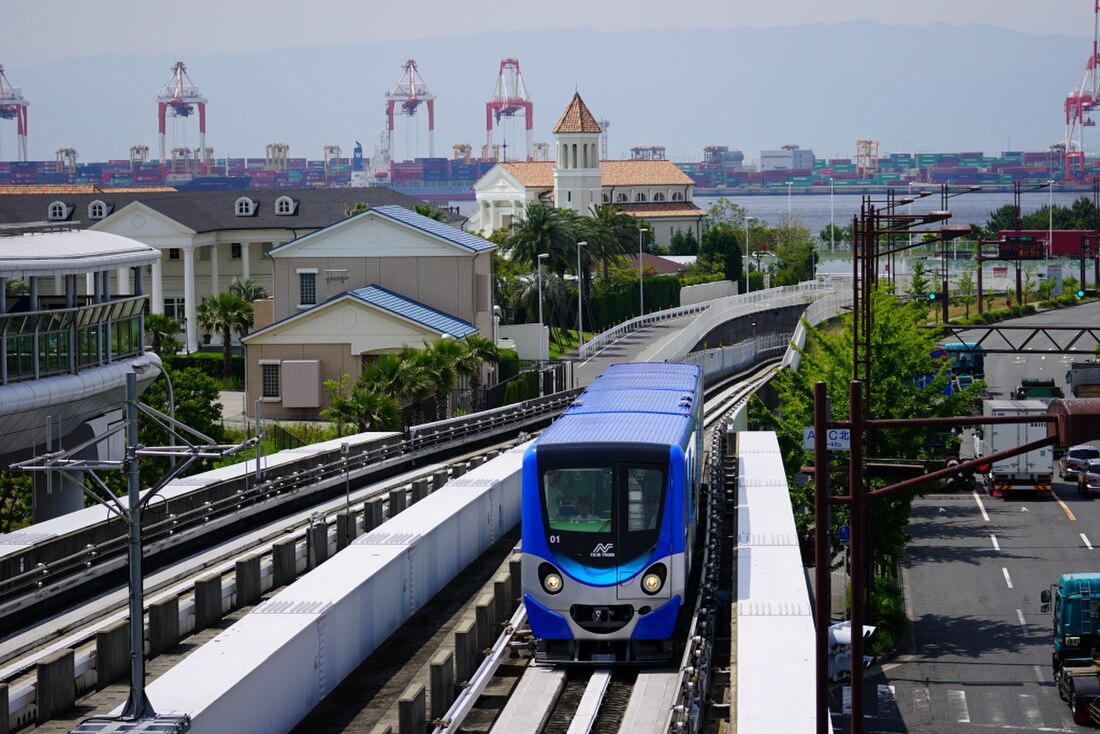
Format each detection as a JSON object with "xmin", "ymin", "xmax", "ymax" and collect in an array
[{"xmin": 520, "ymin": 362, "xmax": 704, "ymax": 662}]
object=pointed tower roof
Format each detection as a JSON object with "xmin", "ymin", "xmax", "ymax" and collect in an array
[{"xmin": 552, "ymin": 93, "xmax": 602, "ymax": 134}]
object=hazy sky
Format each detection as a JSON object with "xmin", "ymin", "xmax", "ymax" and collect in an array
[{"xmin": 4, "ymin": 0, "xmax": 1088, "ymax": 69}]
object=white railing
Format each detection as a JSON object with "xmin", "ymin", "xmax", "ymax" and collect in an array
[
  {"xmin": 578, "ymin": 281, "xmax": 834, "ymax": 362},
  {"xmin": 780, "ymin": 292, "xmax": 853, "ymax": 371}
]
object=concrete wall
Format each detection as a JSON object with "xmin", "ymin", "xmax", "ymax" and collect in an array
[{"xmin": 681, "ymin": 280, "xmax": 737, "ymax": 306}]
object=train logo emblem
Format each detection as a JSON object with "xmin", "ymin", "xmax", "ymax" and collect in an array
[{"xmin": 591, "ymin": 542, "xmax": 615, "ymax": 557}]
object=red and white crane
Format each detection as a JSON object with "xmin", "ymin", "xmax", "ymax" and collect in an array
[
  {"xmin": 385, "ymin": 59, "xmax": 435, "ymax": 160},
  {"xmin": 1064, "ymin": 1, "xmax": 1100, "ymax": 180},
  {"xmin": 486, "ymin": 58, "xmax": 533, "ymax": 160},
  {"xmin": 157, "ymin": 61, "xmax": 207, "ymax": 172},
  {"xmin": 0, "ymin": 63, "xmax": 29, "ymax": 161}
]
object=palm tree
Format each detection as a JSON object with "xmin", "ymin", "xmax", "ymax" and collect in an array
[
  {"xmin": 322, "ymin": 375, "xmax": 401, "ymax": 434},
  {"xmin": 505, "ymin": 203, "xmax": 576, "ymax": 275},
  {"xmin": 144, "ymin": 313, "xmax": 181, "ymax": 357},
  {"xmin": 420, "ymin": 340, "xmax": 459, "ymax": 419},
  {"xmin": 360, "ymin": 353, "xmax": 404, "ymax": 400},
  {"xmin": 196, "ymin": 293, "xmax": 252, "ymax": 377},
  {"xmin": 463, "ymin": 335, "xmax": 501, "ymax": 411},
  {"xmin": 589, "ymin": 205, "xmax": 638, "ymax": 280},
  {"xmin": 228, "ymin": 278, "xmax": 269, "ymax": 302},
  {"xmin": 396, "ymin": 347, "xmax": 435, "ymax": 426}
]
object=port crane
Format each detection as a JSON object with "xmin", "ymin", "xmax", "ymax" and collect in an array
[
  {"xmin": 385, "ymin": 59, "xmax": 435, "ymax": 160},
  {"xmin": 1064, "ymin": 1, "xmax": 1100, "ymax": 180},
  {"xmin": 157, "ymin": 61, "xmax": 208, "ymax": 173},
  {"xmin": 0, "ymin": 63, "xmax": 29, "ymax": 161},
  {"xmin": 486, "ymin": 58, "xmax": 533, "ymax": 160}
]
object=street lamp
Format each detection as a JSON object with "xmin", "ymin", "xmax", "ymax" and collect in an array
[
  {"xmin": 537, "ymin": 252, "xmax": 549, "ymax": 364},
  {"xmin": 786, "ymin": 181, "xmax": 793, "ymax": 224},
  {"xmin": 576, "ymin": 240, "xmax": 587, "ymax": 348},
  {"xmin": 1049, "ymin": 179, "xmax": 1055, "ymax": 258},
  {"xmin": 638, "ymin": 227, "xmax": 649, "ymax": 316},
  {"xmin": 744, "ymin": 216, "xmax": 755, "ymax": 294},
  {"xmin": 829, "ymin": 178, "xmax": 835, "ymax": 252}
]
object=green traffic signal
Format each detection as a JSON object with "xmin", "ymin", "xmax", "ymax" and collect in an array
[
  {"xmin": 927, "ymin": 292, "xmax": 938, "ymax": 301},
  {"xmin": 1078, "ymin": 289, "xmax": 1086, "ymax": 298}
]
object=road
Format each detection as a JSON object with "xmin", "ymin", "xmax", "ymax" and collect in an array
[{"xmin": 830, "ymin": 302, "xmax": 1100, "ymax": 732}]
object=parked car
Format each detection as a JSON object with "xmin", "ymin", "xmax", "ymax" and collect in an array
[
  {"xmin": 1060, "ymin": 444, "xmax": 1100, "ymax": 479},
  {"xmin": 1077, "ymin": 459, "xmax": 1100, "ymax": 497}
]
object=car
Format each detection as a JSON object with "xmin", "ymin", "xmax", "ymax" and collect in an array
[
  {"xmin": 1078, "ymin": 459, "xmax": 1100, "ymax": 497},
  {"xmin": 1061, "ymin": 444, "xmax": 1100, "ymax": 479}
]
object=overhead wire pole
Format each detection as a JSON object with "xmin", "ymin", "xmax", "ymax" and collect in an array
[{"xmin": 13, "ymin": 365, "xmax": 252, "ymax": 729}]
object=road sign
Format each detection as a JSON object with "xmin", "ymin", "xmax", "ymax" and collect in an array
[
  {"xmin": 838, "ymin": 524, "xmax": 850, "ymax": 542},
  {"xmin": 803, "ymin": 427, "xmax": 851, "ymax": 450}
]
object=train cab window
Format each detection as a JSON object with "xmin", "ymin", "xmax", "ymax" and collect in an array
[
  {"xmin": 626, "ymin": 467, "xmax": 664, "ymax": 531},
  {"xmin": 545, "ymin": 468, "xmax": 612, "ymax": 532}
]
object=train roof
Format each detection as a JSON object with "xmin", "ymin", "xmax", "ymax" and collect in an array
[
  {"xmin": 586, "ymin": 362, "xmax": 702, "ymax": 394},
  {"xmin": 565, "ymin": 389, "xmax": 697, "ymax": 416},
  {"xmin": 538, "ymin": 410, "xmax": 693, "ymax": 448}
]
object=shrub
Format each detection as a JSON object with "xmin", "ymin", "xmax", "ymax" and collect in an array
[{"xmin": 868, "ymin": 574, "xmax": 907, "ymax": 656}]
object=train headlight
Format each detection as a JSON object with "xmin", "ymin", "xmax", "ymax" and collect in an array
[
  {"xmin": 538, "ymin": 562, "xmax": 564, "ymax": 595},
  {"xmin": 543, "ymin": 572, "xmax": 563, "ymax": 594},
  {"xmin": 640, "ymin": 563, "xmax": 667, "ymax": 595}
]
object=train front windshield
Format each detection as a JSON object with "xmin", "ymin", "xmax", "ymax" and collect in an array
[{"xmin": 541, "ymin": 465, "xmax": 666, "ymax": 568}]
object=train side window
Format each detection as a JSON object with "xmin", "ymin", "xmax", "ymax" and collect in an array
[{"xmin": 627, "ymin": 466, "xmax": 663, "ymax": 531}]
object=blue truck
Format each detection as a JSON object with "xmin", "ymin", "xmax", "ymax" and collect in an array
[{"xmin": 1041, "ymin": 574, "xmax": 1100, "ymax": 725}]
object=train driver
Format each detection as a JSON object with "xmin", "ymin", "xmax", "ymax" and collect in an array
[{"xmin": 572, "ymin": 496, "xmax": 595, "ymax": 522}]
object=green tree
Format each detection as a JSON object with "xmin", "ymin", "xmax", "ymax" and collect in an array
[
  {"xmin": 819, "ymin": 222, "xmax": 852, "ymax": 249},
  {"xmin": 423, "ymin": 338, "xmax": 462, "ymax": 419},
  {"xmin": 397, "ymin": 347, "xmax": 436, "ymax": 426},
  {"xmin": 587, "ymin": 205, "xmax": 636, "ymax": 280},
  {"xmin": 197, "ymin": 293, "xmax": 253, "ymax": 377},
  {"xmin": 0, "ymin": 469, "xmax": 32, "ymax": 532},
  {"xmin": 343, "ymin": 201, "xmax": 369, "ymax": 217},
  {"xmin": 462, "ymin": 334, "xmax": 501, "ymax": 412},
  {"xmin": 1022, "ymin": 265, "xmax": 1037, "ymax": 305},
  {"xmin": 956, "ymin": 266, "xmax": 976, "ymax": 318},
  {"xmin": 322, "ymin": 374, "xmax": 401, "ymax": 434},
  {"xmin": 144, "ymin": 313, "xmax": 181, "ymax": 357},
  {"xmin": 414, "ymin": 203, "xmax": 448, "ymax": 221},
  {"xmin": 770, "ymin": 226, "xmax": 817, "ymax": 286},
  {"xmin": 139, "ymin": 366, "xmax": 225, "ymax": 479},
  {"xmin": 698, "ymin": 223, "xmax": 743, "ymax": 283},
  {"xmin": 228, "ymin": 278, "xmax": 269, "ymax": 302},
  {"xmin": 505, "ymin": 203, "xmax": 576, "ymax": 277},
  {"xmin": 908, "ymin": 260, "xmax": 929, "ymax": 299},
  {"xmin": 762, "ymin": 288, "xmax": 983, "ymax": 575},
  {"xmin": 704, "ymin": 197, "xmax": 748, "ymax": 228}
]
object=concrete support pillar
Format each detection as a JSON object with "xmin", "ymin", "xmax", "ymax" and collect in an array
[
  {"xmin": 469, "ymin": 456, "xmax": 484, "ymax": 470},
  {"xmin": 429, "ymin": 650, "xmax": 455, "ymax": 720},
  {"xmin": 194, "ymin": 572, "xmax": 224, "ymax": 631},
  {"xmin": 509, "ymin": 558, "xmax": 522, "ymax": 605},
  {"xmin": 272, "ymin": 539, "xmax": 297, "ymax": 588},
  {"xmin": 183, "ymin": 247, "xmax": 198, "ymax": 352},
  {"xmin": 307, "ymin": 522, "xmax": 328, "ymax": 569},
  {"xmin": 116, "ymin": 267, "xmax": 131, "ymax": 296},
  {"xmin": 493, "ymin": 574, "xmax": 510, "ymax": 625},
  {"xmin": 364, "ymin": 498, "xmax": 384, "ymax": 533},
  {"xmin": 451, "ymin": 463, "xmax": 466, "ymax": 480},
  {"xmin": 411, "ymin": 479, "xmax": 428, "ymax": 504},
  {"xmin": 336, "ymin": 511, "xmax": 356, "ymax": 551},
  {"xmin": 95, "ymin": 620, "xmax": 129, "ymax": 691},
  {"xmin": 432, "ymin": 470, "xmax": 449, "ymax": 492},
  {"xmin": 388, "ymin": 487, "xmax": 407, "ymax": 519},
  {"xmin": 235, "ymin": 554, "xmax": 262, "ymax": 607},
  {"xmin": 0, "ymin": 682, "xmax": 8, "ymax": 734},
  {"xmin": 149, "ymin": 597, "xmax": 180, "ymax": 658},
  {"xmin": 454, "ymin": 620, "xmax": 477, "ymax": 684},
  {"xmin": 35, "ymin": 649, "xmax": 75, "ymax": 724},
  {"xmin": 475, "ymin": 593, "xmax": 495, "ymax": 656},
  {"xmin": 397, "ymin": 682, "xmax": 426, "ymax": 734}
]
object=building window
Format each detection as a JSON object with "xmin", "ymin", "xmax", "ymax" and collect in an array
[
  {"xmin": 602, "ymin": 193, "xmax": 610, "ymax": 203},
  {"xmin": 261, "ymin": 363, "xmax": 280, "ymax": 398},
  {"xmin": 672, "ymin": 191, "xmax": 684, "ymax": 201},
  {"xmin": 48, "ymin": 201, "xmax": 69, "ymax": 220},
  {"xmin": 275, "ymin": 196, "xmax": 296, "ymax": 215},
  {"xmin": 164, "ymin": 297, "xmax": 186, "ymax": 324},
  {"xmin": 235, "ymin": 197, "xmax": 256, "ymax": 216},
  {"xmin": 231, "ymin": 243, "xmax": 242, "ymax": 260},
  {"xmin": 567, "ymin": 191, "xmax": 572, "ymax": 203},
  {"xmin": 198, "ymin": 248, "xmax": 211, "ymax": 262},
  {"xmin": 616, "ymin": 193, "xmax": 628, "ymax": 203},
  {"xmin": 168, "ymin": 248, "xmax": 181, "ymax": 261},
  {"xmin": 299, "ymin": 271, "xmax": 317, "ymax": 306},
  {"xmin": 635, "ymin": 192, "xmax": 647, "ymax": 202},
  {"xmin": 88, "ymin": 200, "xmax": 108, "ymax": 220},
  {"xmin": 653, "ymin": 192, "xmax": 665, "ymax": 202}
]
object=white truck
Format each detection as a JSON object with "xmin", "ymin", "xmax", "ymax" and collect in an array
[
  {"xmin": 1067, "ymin": 360, "xmax": 1100, "ymax": 398},
  {"xmin": 977, "ymin": 399, "xmax": 1053, "ymax": 498}
]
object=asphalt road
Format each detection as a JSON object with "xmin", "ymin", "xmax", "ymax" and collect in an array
[{"xmin": 830, "ymin": 302, "xmax": 1100, "ymax": 733}]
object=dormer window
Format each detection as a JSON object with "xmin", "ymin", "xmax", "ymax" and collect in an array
[
  {"xmin": 48, "ymin": 201, "xmax": 72, "ymax": 221},
  {"xmin": 672, "ymin": 191, "xmax": 684, "ymax": 201},
  {"xmin": 602, "ymin": 193, "xmax": 610, "ymax": 203},
  {"xmin": 616, "ymin": 193, "xmax": 628, "ymax": 203},
  {"xmin": 275, "ymin": 195, "xmax": 297, "ymax": 216},
  {"xmin": 235, "ymin": 197, "xmax": 257, "ymax": 216},
  {"xmin": 88, "ymin": 200, "xmax": 110, "ymax": 220},
  {"xmin": 634, "ymin": 192, "xmax": 647, "ymax": 203},
  {"xmin": 653, "ymin": 192, "xmax": 666, "ymax": 202}
]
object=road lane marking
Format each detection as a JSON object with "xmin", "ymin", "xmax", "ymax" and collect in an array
[
  {"xmin": 1083, "ymin": 533, "xmax": 1094, "ymax": 550},
  {"xmin": 1034, "ymin": 664, "xmax": 1046, "ymax": 683},
  {"xmin": 991, "ymin": 534, "xmax": 1000, "ymax": 551},
  {"xmin": 1003, "ymin": 567, "xmax": 1014, "ymax": 589},
  {"xmin": 972, "ymin": 490, "xmax": 990, "ymax": 521},
  {"xmin": 912, "ymin": 686, "xmax": 930, "ymax": 717},
  {"xmin": 877, "ymin": 684, "xmax": 895, "ymax": 716},
  {"xmin": 948, "ymin": 690, "xmax": 970, "ymax": 723},
  {"xmin": 1056, "ymin": 495, "xmax": 1076, "ymax": 521},
  {"xmin": 1019, "ymin": 694, "xmax": 1043, "ymax": 730},
  {"xmin": 1017, "ymin": 608, "xmax": 1028, "ymax": 634}
]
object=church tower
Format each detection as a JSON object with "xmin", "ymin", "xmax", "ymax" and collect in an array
[{"xmin": 552, "ymin": 93, "xmax": 602, "ymax": 215}]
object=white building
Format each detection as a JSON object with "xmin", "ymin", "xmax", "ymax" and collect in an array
[{"xmin": 469, "ymin": 93, "xmax": 705, "ymax": 247}]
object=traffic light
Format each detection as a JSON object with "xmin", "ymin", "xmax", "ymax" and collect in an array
[
  {"xmin": 927, "ymin": 291, "xmax": 938, "ymax": 301},
  {"xmin": 828, "ymin": 621, "xmax": 877, "ymax": 682},
  {"xmin": 1077, "ymin": 288, "xmax": 1086, "ymax": 299}
]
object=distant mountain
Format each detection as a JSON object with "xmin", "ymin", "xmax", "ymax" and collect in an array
[{"xmin": 3, "ymin": 22, "xmax": 1086, "ymax": 163}]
